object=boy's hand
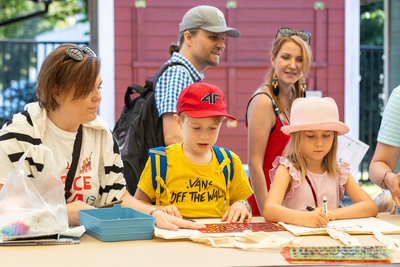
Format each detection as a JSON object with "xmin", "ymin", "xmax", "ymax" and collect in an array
[
  {"xmin": 300, "ymin": 207, "xmax": 329, "ymax": 228},
  {"xmin": 153, "ymin": 210, "xmax": 205, "ymax": 231},
  {"xmin": 163, "ymin": 205, "xmax": 182, "ymax": 219},
  {"xmin": 221, "ymin": 201, "xmax": 252, "ymax": 223}
]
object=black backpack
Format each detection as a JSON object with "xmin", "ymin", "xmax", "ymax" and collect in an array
[{"xmin": 113, "ymin": 62, "xmax": 196, "ymax": 195}]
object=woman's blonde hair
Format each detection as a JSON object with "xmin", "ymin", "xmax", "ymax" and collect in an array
[
  {"xmin": 283, "ymin": 131, "xmax": 339, "ymax": 181},
  {"xmin": 36, "ymin": 43, "xmax": 101, "ymax": 111},
  {"xmin": 264, "ymin": 34, "xmax": 313, "ymax": 114}
]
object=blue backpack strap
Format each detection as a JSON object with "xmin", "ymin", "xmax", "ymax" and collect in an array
[
  {"xmin": 149, "ymin": 147, "xmax": 167, "ymax": 203},
  {"xmin": 213, "ymin": 146, "xmax": 234, "ymax": 184},
  {"xmin": 213, "ymin": 146, "xmax": 234, "ymax": 210}
]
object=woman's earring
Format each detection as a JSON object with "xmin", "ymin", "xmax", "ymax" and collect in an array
[
  {"xmin": 300, "ymin": 77, "xmax": 306, "ymax": 98},
  {"xmin": 272, "ymin": 72, "xmax": 279, "ymax": 96}
]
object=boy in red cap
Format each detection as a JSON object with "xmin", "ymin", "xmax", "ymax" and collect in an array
[{"xmin": 135, "ymin": 82, "xmax": 253, "ymax": 222}]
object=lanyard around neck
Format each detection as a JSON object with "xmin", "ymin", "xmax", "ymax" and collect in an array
[{"xmin": 305, "ymin": 175, "xmax": 318, "ymax": 207}]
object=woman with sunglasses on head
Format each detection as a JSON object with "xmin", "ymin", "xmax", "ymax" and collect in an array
[
  {"xmin": 246, "ymin": 28, "xmax": 313, "ymax": 216},
  {"xmin": 0, "ymin": 43, "xmax": 203, "ymax": 231}
]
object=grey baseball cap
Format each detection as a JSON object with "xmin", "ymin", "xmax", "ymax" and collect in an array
[{"xmin": 179, "ymin": 5, "xmax": 240, "ymax": 38}]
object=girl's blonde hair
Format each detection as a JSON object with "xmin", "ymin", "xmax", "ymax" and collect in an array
[
  {"xmin": 374, "ymin": 190, "xmax": 395, "ymax": 214},
  {"xmin": 179, "ymin": 112, "xmax": 224, "ymax": 124},
  {"xmin": 264, "ymin": 34, "xmax": 313, "ymax": 114},
  {"xmin": 283, "ymin": 131, "xmax": 339, "ymax": 181}
]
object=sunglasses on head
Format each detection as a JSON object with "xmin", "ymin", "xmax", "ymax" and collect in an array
[
  {"xmin": 275, "ymin": 27, "xmax": 311, "ymax": 44},
  {"xmin": 63, "ymin": 45, "xmax": 97, "ymax": 62}
]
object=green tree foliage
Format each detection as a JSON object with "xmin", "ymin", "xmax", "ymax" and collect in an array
[
  {"xmin": 0, "ymin": 0, "xmax": 87, "ymax": 39},
  {"xmin": 360, "ymin": 1, "xmax": 384, "ymax": 45}
]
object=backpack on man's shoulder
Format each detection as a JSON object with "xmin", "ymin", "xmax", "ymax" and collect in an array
[{"xmin": 113, "ymin": 62, "xmax": 195, "ymax": 195}]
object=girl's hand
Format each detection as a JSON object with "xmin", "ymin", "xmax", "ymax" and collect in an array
[
  {"xmin": 301, "ymin": 207, "xmax": 329, "ymax": 228},
  {"xmin": 221, "ymin": 201, "xmax": 252, "ymax": 223},
  {"xmin": 328, "ymin": 209, "xmax": 337, "ymax": 221},
  {"xmin": 162, "ymin": 205, "xmax": 182, "ymax": 219}
]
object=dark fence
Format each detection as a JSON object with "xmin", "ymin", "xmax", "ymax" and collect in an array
[
  {"xmin": 358, "ymin": 45, "xmax": 384, "ymax": 183},
  {"xmin": 0, "ymin": 40, "xmax": 88, "ymax": 125}
]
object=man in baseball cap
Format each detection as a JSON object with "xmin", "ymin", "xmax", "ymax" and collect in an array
[
  {"xmin": 155, "ymin": 5, "xmax": 240, "ymax": 147},
  {"xmin": 179, "ymin": 5, "xmax": 240, "ymax": 38}
]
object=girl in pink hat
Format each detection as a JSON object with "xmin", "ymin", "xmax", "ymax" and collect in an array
[{"xmin": 263, "ymin": 97, "xmax": 378, "ymax": 227}]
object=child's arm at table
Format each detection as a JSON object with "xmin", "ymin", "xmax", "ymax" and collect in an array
[
  {"xmin": 327, "ymin": 173, "xmax": 378, "ymax": 221},
  {"xmin": 123, "ymin": 192, "xmax": 204, "ymax": 230},
  {"xmin": 263, "ymin": 165, "xmax": 329, "ymax": 228},
  {"xmin": 134, "ymin": 188, "xmax": 182, "ymax": 219}
]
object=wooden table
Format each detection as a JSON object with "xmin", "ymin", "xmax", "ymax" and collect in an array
[{"xmin": 2, "ymin": 213, "xmax": 400, "ymax": 267}]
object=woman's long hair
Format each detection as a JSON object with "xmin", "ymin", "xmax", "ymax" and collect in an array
[{"xmin": 264, "ymin": 34, "xmax": 313, "ymax": 114}]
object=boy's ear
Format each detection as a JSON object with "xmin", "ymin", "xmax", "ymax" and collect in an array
[{"xmin": 174, "ymin": 114, "xmax": 183, "ymax": 129}]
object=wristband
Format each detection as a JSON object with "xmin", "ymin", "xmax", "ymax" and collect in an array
[
  {"xmin": 149, "ymin": 208, "xmax": 166, "ymax": 216},
  {"xmin": 381, "ymin": 171, "xmax": 393, "ymax": 190},
  {"xmin": 238, "ymin": 199, "xmax": 251, "ymax": 213}
]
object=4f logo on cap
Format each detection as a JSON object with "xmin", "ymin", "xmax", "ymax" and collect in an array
[{"xmin": 202, "ymin": 93, "xmax": 220, "ymax": 104}]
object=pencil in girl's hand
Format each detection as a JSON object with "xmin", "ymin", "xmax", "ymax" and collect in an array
[{"xmin": 323, "ymin": 196, "xmax": 328, "ymax": 215}]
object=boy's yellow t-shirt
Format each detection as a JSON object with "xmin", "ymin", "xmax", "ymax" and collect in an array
[{"xmin": 137, "ymin": 143, "xmax": 253, "ymax": 218}]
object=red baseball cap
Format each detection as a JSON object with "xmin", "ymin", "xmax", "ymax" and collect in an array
[{"xmin": 177, "ymin": 82, "xmax": 237, "ymax": 120}]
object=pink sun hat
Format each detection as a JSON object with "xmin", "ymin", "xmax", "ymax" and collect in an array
[{"xmin": 281, "ymin": 97, "xmax": 349, "ymax": 136}]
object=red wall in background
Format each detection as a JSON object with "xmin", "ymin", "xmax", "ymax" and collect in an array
[{"xmin": 114, "ymin": 0, "xmax": 345, "ymax": 163}]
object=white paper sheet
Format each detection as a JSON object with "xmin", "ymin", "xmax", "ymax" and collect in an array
[
  {"xmin": 337, "ymin": 135, "xmax": 369, "ymax": 174},
  {"xmin": 60, "ymin": 225, "xmax": 86, "ymax": 237},
  {"xmin": 278, "ymin": 217, "xmax": 400, "ymax": 236}
]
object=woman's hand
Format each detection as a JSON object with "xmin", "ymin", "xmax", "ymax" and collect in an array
[
  {"xmin": 384, "ymin": 172, "xmax": 400, "ymax": 208},
  {"xmin": 67, "ymin": 201, "xmax": 96, "ymax": 226},
  {"xmin": 221, "ymin": 201, "xmax": 252, "ymax": 223},
  {"xmin": 300, "ymin": 207, "xmax": 329, "ymax": 228}
]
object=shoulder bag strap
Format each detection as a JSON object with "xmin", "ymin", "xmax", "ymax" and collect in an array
[
  {"xmin": 305, "ymin": 175, "xmax": 318, "ymax": 207},
  {"xmin": 168, "ymin": 62, "xmax": 197, "ymax": 83},
  {"xmin": 64, "ymin": 124, "xmax": 83, "ymax": 201},
  {"xmin": 245, "ymin": 91, "xmax": 285, "ymax": 126},
  {"xmin": 151, "ymin": 62, "xmax": 197, "ymax": 91}
]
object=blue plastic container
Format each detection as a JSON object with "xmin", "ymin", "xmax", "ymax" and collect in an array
[{"xmin": 78, "ymin": 204, "xmax": 155, "ymax": 242}]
